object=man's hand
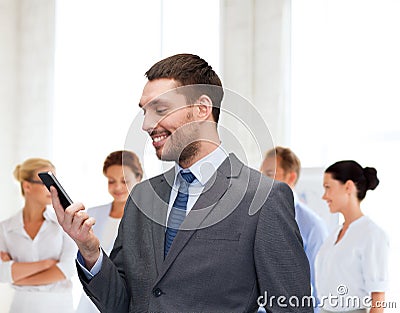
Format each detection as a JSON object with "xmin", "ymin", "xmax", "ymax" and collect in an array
[{"xmin": 50, "ymin": 186, "xmax": 100, "ymax": 269}]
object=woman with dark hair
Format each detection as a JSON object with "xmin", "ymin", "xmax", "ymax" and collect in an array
[
  {"xmin": 315, "ymin": 160, "xmax": 389, "ymax": 313},
  {"xmin": 76, "ymin": 150, "xmax": 143, "ymax": 313}
]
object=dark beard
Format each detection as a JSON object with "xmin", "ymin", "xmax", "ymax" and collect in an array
[{"xmin": 178, "ymin": 141, "xmax": 200, "ymax": 165}]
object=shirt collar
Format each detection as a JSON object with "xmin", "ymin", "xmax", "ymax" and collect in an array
[
  {"xmin": 6, "ymin": 207, "xmax": 56, "ymax": 233},
  {"xmin": 6, "ymin": 211, "xmax": 24, "ymax": 232},
  {"xmin": 174, "ymin": 145, "xmax": 229, "ymax": 186},
  {"xmin": 292, "ymin": 190, "xmax": 300, "ymax": 206}
]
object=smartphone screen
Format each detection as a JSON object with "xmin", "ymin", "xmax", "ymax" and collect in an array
[{"xmin": 38, "ymin": 171, "xmax": 73, "ymax": 210}]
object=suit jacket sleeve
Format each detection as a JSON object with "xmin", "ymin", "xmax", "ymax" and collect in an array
[{"xmin": 254, "ymin": 181, "xmax": 313, "ymax": 313}]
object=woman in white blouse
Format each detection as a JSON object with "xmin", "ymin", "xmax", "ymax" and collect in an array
[
  {"xmin": 76, "ymin": 150, "xmax": 143, "ymax": 313},
  {"xmin": 0, "ymin": 158, "xmax": 76, "ymax": 313},
  {"xmin": 316, "ymin": 160, "xmax": 389, "ymax": 313}
]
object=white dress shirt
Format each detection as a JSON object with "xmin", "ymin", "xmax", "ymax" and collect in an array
[
  {"xmin": 167, "ymin": 145, "xmax": 228, "ymax": 220},
  {"xmin": 0, "ymin": 208, "xmax": 77, "ymax": 313}
]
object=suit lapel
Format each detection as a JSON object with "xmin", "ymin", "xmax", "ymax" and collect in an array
[
  {"xmin": 153, "ymin": 154, "xmax": 242, "ymax": 286},
  {"xmin": 150, "ymin": 167, "xmax": 175, "ymax": 274}
]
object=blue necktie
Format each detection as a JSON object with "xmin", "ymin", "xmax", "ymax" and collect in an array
[{"xmin": 164, "ymin": 170, "xmax": 196, "ymax": 257}]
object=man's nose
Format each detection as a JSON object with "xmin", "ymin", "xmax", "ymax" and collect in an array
[{"xmin": 142, "ymin": 112, "xmax": 159, "ymax": 133}]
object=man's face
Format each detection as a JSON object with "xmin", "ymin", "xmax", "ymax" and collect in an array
[
  {"xmin": 260, "ymin": 156, "xmax": 291, "ymax": 184},
  {"xmin": 140, "ymin": 78, "xmax": 200, "ymax": 162}
]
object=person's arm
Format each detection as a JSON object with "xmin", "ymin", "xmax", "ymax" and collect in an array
[
  {"xmin": 10, "ymin": 259, "xmax": 57, "ymax": 282},
  {"xmin": 10, "ymin": 232, "xmax": 77, "ymax": 286},
  {"xmin": 77, "ymin": 213, "xmax": 129, "ymax": 312},
  {"xmin": 76, "ymin": 190, "xmax": 147, "ymax": 312},
  {"xmin": 370, "ymin": 292, "xmax": 385, "ymax": 313},
  {"xmin": 0, "ymin": 251, "xmax": 11, "ymax": 261},
  {"xmin": 0, "ymin": 230, "xmax": 15, "ymax": 283},
  {"xmin": 1, "ymin": 251, "xmax": 62, "ymax": 286},
  {"xmin": 2, "ymin": 251, "xmax": 57, "ymax": 282},
  {"xmin": 362, "ymin": 227, "xmax": 389, "ymax": 313},
  {"xmin": 76, "ymin": 248, "xmax": 104, "ymax": 279},
  {"xmin": 255, "ymin": 182, "xmax": 313, "ymax": 313},
  {"xmin": 51, "ymin": 185, "xmax": 130, "ymax": 312},
  {"xmin": 13, "ymin": 264, "xmax": 65, "ymax": 286}
]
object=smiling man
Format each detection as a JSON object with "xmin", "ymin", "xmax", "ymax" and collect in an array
[{"xmin": 50, "ymin": 53, "xmax": 312, "ymax": 313}]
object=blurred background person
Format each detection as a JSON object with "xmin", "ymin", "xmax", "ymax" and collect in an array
[
  {"xmin": 316, "ymin": 160, "xmax": 389, "ymax": 313},
  {"xmin": 0, "ymin": 158, "xmax": 76, "ymax": 313},
  {"xmin": 76, "ymin": 150, "xmax": 143, "ymax": 313},
  {"xmin": 260, "ymin": 146, "xmax": 328, "ymax": 312}
]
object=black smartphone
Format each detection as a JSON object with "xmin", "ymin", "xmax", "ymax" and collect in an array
[{"xmin": 38, "ymin": 171, "xmax": 73, "ymax": 210}]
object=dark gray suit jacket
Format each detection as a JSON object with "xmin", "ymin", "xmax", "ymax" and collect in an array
[{"xmin": 78, "ymin": 154, "xmax": 312, "ymax": 313}]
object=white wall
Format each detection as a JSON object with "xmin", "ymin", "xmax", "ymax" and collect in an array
[
  {"xmin": 0, "ymin": 0, "xmax": 20, "ymax": 221},
  {"xmin": 0, "ymin": 0, "xmax": 17, "ymax": 291},
  {"xmin": 0, "ymin": 1, "xmax": 55, "ymax": 310},
  {"xmin": 221, "ymin": 0, "xmax": 291, "ymax": 169},
  {"xmin": 1, "ymin": 0, "xmax": 292, "ymax": 218},
  {"xmin": 0, "ymin": 0, "xmax": 55, "ymax": 222}
]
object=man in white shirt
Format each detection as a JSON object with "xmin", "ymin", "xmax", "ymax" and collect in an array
[{"xmin": 50, "ymin": 53, "xmax": 313, "ymax": 313}]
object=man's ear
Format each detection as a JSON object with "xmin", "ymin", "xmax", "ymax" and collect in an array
[
  {"xmin": 196, "ymin": 95, "xmax": 213, "ymax": 120},
  {"xmin": 287, "ymin": 171, "xmax": 298, "ymax": 188}
]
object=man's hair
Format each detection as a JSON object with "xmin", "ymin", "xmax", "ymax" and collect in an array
[
  {"xmin": 145, "ymin": 53, "xmax": 223, "ymax": 123},
  {"xmin": 265, "ymin": 146, "xmax": 301, "ymax": 184}
]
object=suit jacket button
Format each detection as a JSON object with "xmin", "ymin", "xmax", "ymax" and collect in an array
[{"xmin": 153, "ymin": 288, "xmax": 163, "ymax": 297}]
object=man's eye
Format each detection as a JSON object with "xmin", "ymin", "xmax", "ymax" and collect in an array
[{"xmin": 156, "ymin": 108, "xmax": 167, "ymax": 114}]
